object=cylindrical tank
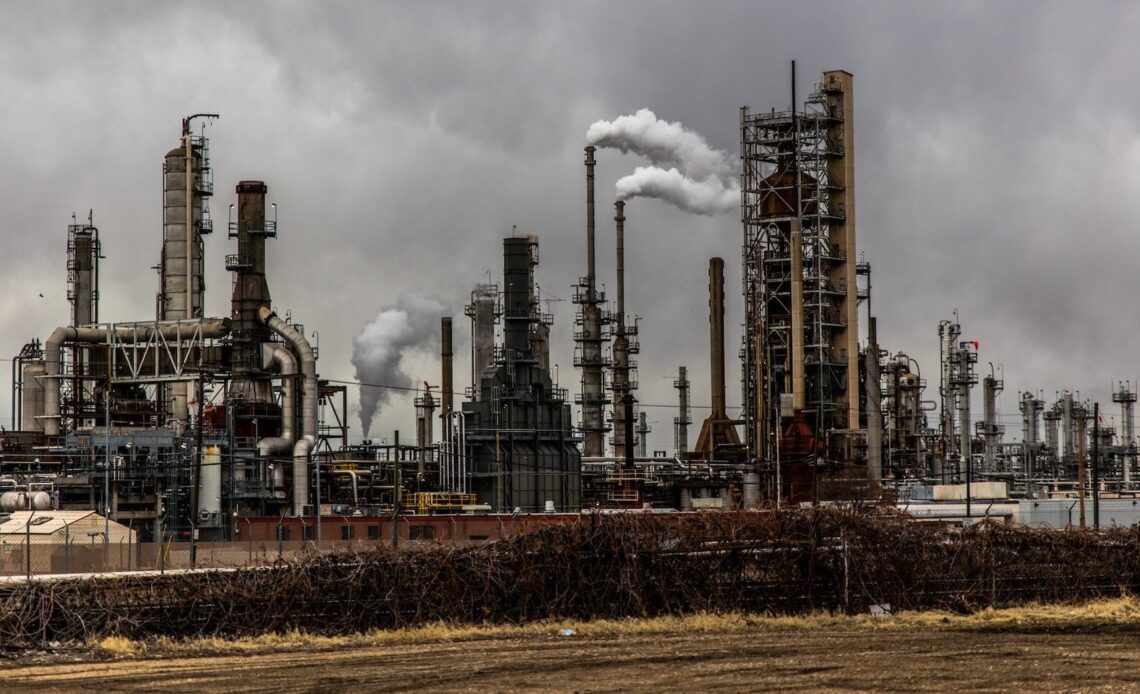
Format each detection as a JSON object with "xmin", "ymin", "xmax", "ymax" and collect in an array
[
  {"xmin": 21, "ymin": 361, "xmax": 46, "ymax": 433},
  {"xmin": 198, "ymin": 445, "xmax": 222, "ymax": 524},
  {"xmin": 679, "ymin": 487, "xmax": 693, "ymax": 511},
  {"xmin": 742, "ymin": 472, "xmax": 761, "ymax": 508}
]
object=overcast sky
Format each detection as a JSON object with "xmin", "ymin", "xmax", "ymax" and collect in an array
[{"xmin": 3, "ymin": 1, "xmax": 1140, "ymax": 447}]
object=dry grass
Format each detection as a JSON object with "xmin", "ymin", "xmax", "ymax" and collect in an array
[{"xmin": 89, "ymin": 596, "xmax": 1140, "ymax": 660}]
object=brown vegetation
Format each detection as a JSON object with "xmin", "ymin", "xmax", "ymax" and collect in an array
[{"xmin": 2, "ymin": 507, "xmax": 1139, "ymax": 650}]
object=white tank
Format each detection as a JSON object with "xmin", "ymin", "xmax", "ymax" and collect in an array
[
  {"xmin": 198, "ymin": 445, "xmax": 222, "ymax": 526},
  {"xmin": 21, "ymin": 361, "xmax": 46, "ymax": 433},
  {"xmin": 0, "ymin": 491, "xmax": 53, "ymax": 512}
]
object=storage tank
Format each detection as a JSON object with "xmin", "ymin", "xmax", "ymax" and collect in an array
[
  {"xmin": 0, "ymin": 491, "xmax": 53, "ymax": 512},
  {"xmin": 21, "ymin": 361, "xmax": 46, "ymax": 433},
  {"xmin": 198, "ymin": 445, "xmax": 222, "ymax": 526}
]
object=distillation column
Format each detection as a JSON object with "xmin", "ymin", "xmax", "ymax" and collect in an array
[
  {"xmin": 937, "ymin": 320, "xmax": 960, "ymax": 479},
  {"xmin": 1061, "ymin": 391, "xmax": 1074, "ymax": 467},
  {"xmin": 954, "ymin": 340, "xmax": 977, "ymax": 478},
  {"xmin": 1020, "ymin": 392, "xmax": 1043, "ymax": 477},
  {"xmin": 161, "ymin": 120, "xmax": 214, "ymax": 429},
  {"xmin": 1114, "ymin": 384, "xmax": 1135, "ymax": 485},
  {"xmin": 674, "ymin": 366, "xmax": 691, "ymax": 457},
  {"xmin": 466, "ymin": 284, "xmax": 498, "ymax": 397},
  {"xmin": 67, "ymin": 216, "xmax": 101, "ymax": 429},
  {"xmin": 980, "ymin": 368, "xmax": 1004, "ymax": 472}
]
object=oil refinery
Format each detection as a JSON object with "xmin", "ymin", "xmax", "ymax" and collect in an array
[{"xmin": 2, "ymin": 67, "xmax": 1137, "ymax": 543}]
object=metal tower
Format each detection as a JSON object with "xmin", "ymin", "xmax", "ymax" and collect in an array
[
  {"xmin": 742, "ymin": 68, "xmax": 859, "ymax": 463},
  {"xmin": 574, "ymin": 146, "xmax": 612, "ymax": 456}
]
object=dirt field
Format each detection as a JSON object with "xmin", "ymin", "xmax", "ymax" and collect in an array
[{"xmin": 3, "ymin": 617, "xmax": 1140, "ymax": 693}]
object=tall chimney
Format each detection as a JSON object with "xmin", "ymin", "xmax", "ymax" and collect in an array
[
  {"xmin": 865, "ymin": 316, "xmax": 882, "ymax": 482},
  {"xmin": 615, "ymin": 201, "xmax": 625, "ymax": 327},
  {"xmin": 693, "ymin": 257, "xmax": 741, "ymax": 459},
  {"xmin": 441, "ymin": 317, "xmax": 453, "ymax": 417},
  {"xmin": 709, "ymin": 257, "xmax": 726, "ymax": 418},
  {"xmin": 612, "ymin": 201, "xmax": 632, "ymax": 461},
  {"xmin": 586, "ymin": 146, "xmax": 597, "ymax": 290}
]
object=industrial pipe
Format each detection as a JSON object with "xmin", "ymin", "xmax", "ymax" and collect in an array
[
  {"xmin": 41, "ymin": 318, "xmax": 230, "ymax": 436},
  {"xmin": 258, "ymin": 343, "xmax": 296, "ymax": 500},
  {"xmin": 790, "ymin": 219, "xmax": 805, "ymax": 411},
  {"xmin": 258, "ymin": 306, "xmax": 317, "ymax": 516}
]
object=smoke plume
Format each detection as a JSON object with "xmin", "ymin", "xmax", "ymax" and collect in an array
[
  {"xmin": 351, "ymin": 294, "xmax": 445, "ymax": 438},
  {"xmin": 615, "ymin": 166, "xmax": 738, "ymax": 216},
  {"xmin": 586, "ymin": 108, "xmax": 739, "ymax": 215}
]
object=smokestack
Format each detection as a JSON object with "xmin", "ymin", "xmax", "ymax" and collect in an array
[
  {"xmin": 615, "ymin": 201, "xmax": 625, "ymax": 326},
  {"xmin": 865, "ymin": 316, "xmax": 882, "ymax": 483},
  {"xmin": 709, "ymin": 257, "xmax": 726, "ymax": 418},
  {"xmin": 612, "ymin": 201, "xmax": 633, "ymax": 461},
  {"xmin": 694, "ymin": 257, "xmax": 741, "ymax": 459},
  {"xmin": 441, "ymin": 317, "xmax": 453, "ymax": 417},
  {"xmin": 586, "ymin": 146, "xmax": 596, "ymax": 289},
  {"xmin": 577, "ymin": 146, "xmax": 607, "ymax": 456}
]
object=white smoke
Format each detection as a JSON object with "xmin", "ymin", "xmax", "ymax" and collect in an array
[
  {"xmin": 586, "ymin": 108, "xmax": 739, "ymax": 215},
  {"xmin": 351, "ymin": 294, "xmax": 445, "ymax": 438},
  {"xmin": 615, "ymin": 166, "xmax": 738, "ymax": 216}
]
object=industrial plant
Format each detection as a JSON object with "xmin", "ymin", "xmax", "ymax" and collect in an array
[{"xmin": 3, "ymin": 67, "xmax": 1136, "ymax": 544}]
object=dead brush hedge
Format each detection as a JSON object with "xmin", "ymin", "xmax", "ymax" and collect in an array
[{"xmin": 2, "ymin": 506, "xmax": 1140, "ymax": 649}]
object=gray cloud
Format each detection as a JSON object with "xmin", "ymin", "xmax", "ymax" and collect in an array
[{"xmin": 2, "ymin": 1, "xmax": 1140, "ymax": 443}]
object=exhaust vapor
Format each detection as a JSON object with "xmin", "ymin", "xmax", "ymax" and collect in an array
[
  {"xmin": 351, "ymin": 294, "xmax": 445, "ymax": 438},
  {"xmin": 586, "ymin": 108, "xmax": 739, "ymax": 215}
]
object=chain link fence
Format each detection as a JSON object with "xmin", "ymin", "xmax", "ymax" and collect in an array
[{"xmin": 0, "ymin": 538, "xmax": 408, "ymax": 579}]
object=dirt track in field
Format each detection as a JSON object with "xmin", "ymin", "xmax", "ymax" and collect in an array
[{"xmin": 3, "ymin": 625, "xmax": 1140, "ymax": 693}]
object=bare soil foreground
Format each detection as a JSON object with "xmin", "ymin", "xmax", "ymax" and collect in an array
[{"xmin": 4, "ymin": 604, "xmax": 1140, "ymax": 692}]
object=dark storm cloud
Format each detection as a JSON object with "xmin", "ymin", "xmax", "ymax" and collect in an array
[{"xmin": 3, "ymin": 1, "xmax": 1140, "ymax": 442}]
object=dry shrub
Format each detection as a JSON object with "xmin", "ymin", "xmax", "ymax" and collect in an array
[{"xmin": 4, "ymin": 507, "xmax": 1140, "ymax": 650}]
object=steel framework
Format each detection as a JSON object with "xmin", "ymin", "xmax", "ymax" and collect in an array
[{"xmin": 742, "ymin": 70, "xmax": 857, "ymax": 462}]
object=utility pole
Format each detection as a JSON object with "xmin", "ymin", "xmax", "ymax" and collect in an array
[{"xmin": 1093, "ymin": 402, "xmax": 1100, "ymax": 530}]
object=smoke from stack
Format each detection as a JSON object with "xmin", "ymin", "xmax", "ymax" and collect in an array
[
  {"xmin": 586, "ymin": 108, "xmax": 739, "ymax": 215},
  {"xmin": 351, "ymin": 294, "xmax": 446, "ymax": 438}
]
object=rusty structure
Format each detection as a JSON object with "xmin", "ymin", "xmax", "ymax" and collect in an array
[
  {"xmin": 694, "ymin": 258, "xmax": 742, "ymax": 460},
  {"xmin": 741, "ymin": 67, "xmax": 861, "ymax": 490}
]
